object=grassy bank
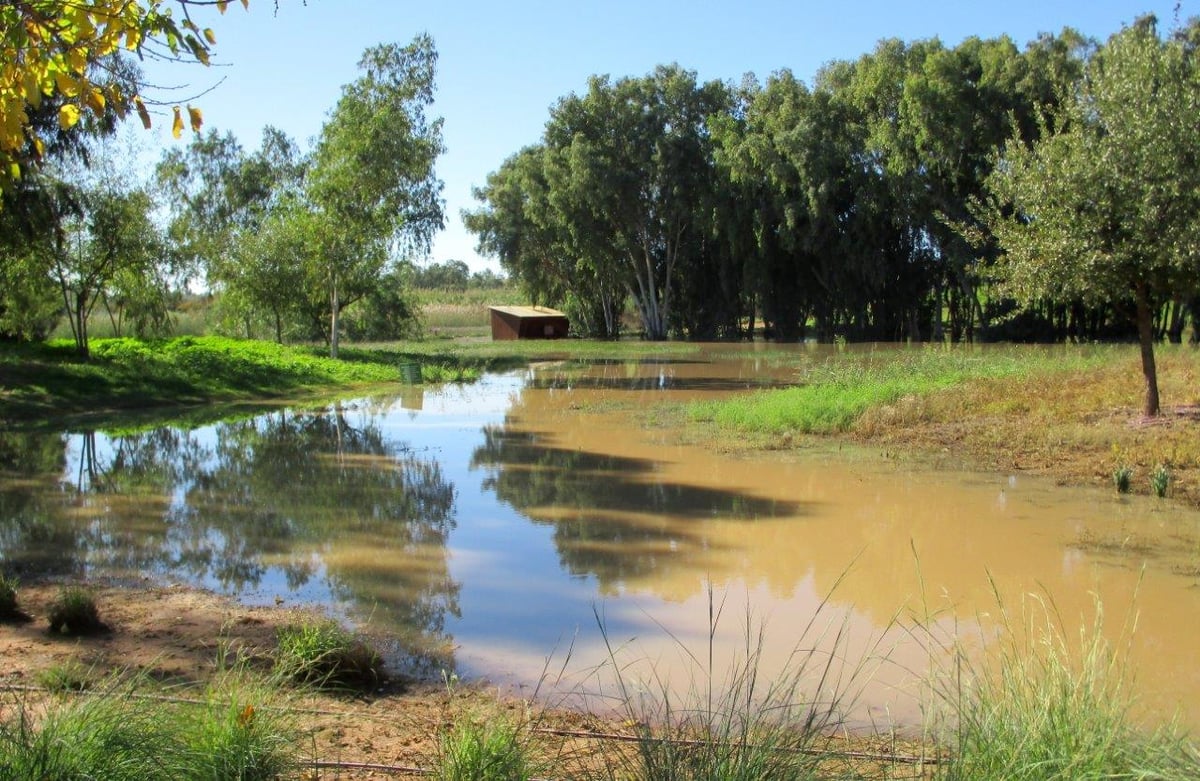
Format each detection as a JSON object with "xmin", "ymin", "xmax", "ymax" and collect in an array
[
  {"xmin": 0, "ymin": 336, "xmax": 504, "ymax": 425},
  {"xmin": 690, "ymin": 344, "xmax": 1200, "ymax": 506}
]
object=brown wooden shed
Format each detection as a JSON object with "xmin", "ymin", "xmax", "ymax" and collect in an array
[{"xmin": 488, "ymin": 306, "xmax": 570, "ymax": 340}]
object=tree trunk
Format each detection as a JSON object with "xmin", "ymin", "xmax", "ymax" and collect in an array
[
  {"xmin": 1135, "ymin": 282, "xmax": 1160, "ymax": 417},
  {"xmin": 330, "ymin": 281, "xmax": 340, "ymax": 359}
]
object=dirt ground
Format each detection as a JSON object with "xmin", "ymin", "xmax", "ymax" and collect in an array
[{"xmin": 0, "ymin": 581, "xmax": 934, "ymax": 780}]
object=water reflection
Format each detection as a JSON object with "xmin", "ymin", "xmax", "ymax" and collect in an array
[
  {"xmin": 470, "ymin": 424, "xmax": 807, "ymax": 594},
  {"xmin": 0, "ymin": 405, "xmax": 461, "ymax": 677},
  {"xmin": 1, "ymin": 347, "xmax": 1199, "ymax": 730}
]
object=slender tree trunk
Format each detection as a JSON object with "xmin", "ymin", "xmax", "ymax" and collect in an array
[
  {"xmin": 330, "ymin": 280, "xmax": 340, "ymax": 359},
  {"xmin": 1135, "ymin": 282, "xmax": 1161, "ymax": 417}
]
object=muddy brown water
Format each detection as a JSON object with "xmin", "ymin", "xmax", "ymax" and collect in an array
[{"xmin": 2, "ymin": 344, "xmax": 1198, "ymax": 732}]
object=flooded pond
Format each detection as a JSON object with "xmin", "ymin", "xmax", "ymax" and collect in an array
[{"xmin": 2, "ymin": 344, "xmax": 1199, "ymax": 731}]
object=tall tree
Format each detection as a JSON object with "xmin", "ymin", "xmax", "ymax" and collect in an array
[
  {"xmin": 305, "ymin": 35, "xmax": 444, "ymax": 358},
  {"xmin": 980, "ymin": 18, "xmax": 1200, "ymax": 416},
  {"xmin": 541, "ymin": 66, "xmax": 731, "ymax": 340}
]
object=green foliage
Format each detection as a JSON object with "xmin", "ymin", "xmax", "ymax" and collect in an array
[
  {"xmin": 275, "ymin": 619, "xmax": 384, "ymax": 690},
  {"xmin": 0, "ymin": 671, "xmax": 300, "ymax": 781},
  {"xmin": 979, "ymin": 19, "xmax": 1200, "ymax": 415},
  {"xmin": 0, "ymin": 572, "xmax": 19, "ymax": 619},
  {"xmin": 306, "ymin": 35, "xmax": 445, "ymax": 357},
  {"xmin": 929, "ymin": 588, "xmax": 1200, "ymax": 780},
  {"xmin": 435, "ymin": 716, "xmax": 532, "ymax": 781},
  {"xmin": 1113, "ymin": 464, "xmax": 1133, "ymax": 494},
  {"xmin": 47, "ymin": 585, "xmax": 105, "ymax": 635},
  {"xmin": 1151, "ymin": 464, "xmax": 1172, "ymax": 499}
]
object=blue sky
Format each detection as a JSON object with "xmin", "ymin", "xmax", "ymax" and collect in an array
[{"xmin": 141, "ymin": 0, "xmax": 1184, "ymax": 272}]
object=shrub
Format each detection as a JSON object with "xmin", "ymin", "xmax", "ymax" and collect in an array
[{"xmin": 1113, "ymin": 464, "xmax": 1133, "ymax": 493}]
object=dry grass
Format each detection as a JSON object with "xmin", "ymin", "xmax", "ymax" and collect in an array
[{"xmin": 850, "ymin": 347, "xmax": 1200, "ymax": 507}]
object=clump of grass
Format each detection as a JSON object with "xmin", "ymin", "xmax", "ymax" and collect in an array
[
  {"xmin": 1151, "ymin": 464, "xmax": 1171, "ymax": 499},
  {"xmin": 47, "ymin": 585, "xmax": 106, "ymax": 635},
  {"xmin": 177, "ymin": 669, "xmax": 300, "ymax": 780},
  {"xmin": 1113, "ymin": 464, "xmax": 1134, "ymax": 494},
  {"xmin": 275, "ymin": 618, "xmax": 383, "ymax": 690},
  {"xmin": 0, "ymin": 572, "xmax": 21, "ymax": 620},
  {"xmin": 435, "ymin": 715, "xmax": 532, "ymax": 781},
  {"xmin": 0, "ymin": 670, "xmax": 300, "ymax": 781},
  {"xmin": 928, "ymin": 582, "xmax": 1200, "ymax": 780},
  {"xmin": 583, "ymin": 583, "xmax": 882, "ymax": 781},
  {"xmin": 36, "ymin": 660, "xmax": 98, "ymax": 693}
]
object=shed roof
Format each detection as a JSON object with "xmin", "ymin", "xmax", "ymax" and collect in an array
[{"xmin": 488, "ymin": 305, "xmax": 567, "ymax": 318}]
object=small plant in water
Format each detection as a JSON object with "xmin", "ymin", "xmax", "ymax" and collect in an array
[
  {"xmin": 275, "ymin": 618, "xmax": 383, "ymax": 689},
  {"xmin": 47, "ymin": 585, "xmax": 105, "ymax": 635},
  {"xmin": 1112, "ymin": 463, "xmax": 1133, "ymax": 494},
  {"xmin": 1151, "ymin": 463, "xmax": 1171, "ymax": 498}
]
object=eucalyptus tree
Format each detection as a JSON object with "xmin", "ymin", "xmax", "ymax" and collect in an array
[
  {"xmin": 156, "ymin": 126, "xmax": 305, "ymax": 338},
  {"xmin": 980, "ymin": 18, "xmax": 1200, "ymax": 416},
  {"xmin": 464, "ymin": 144, "xmax": 626, "ymax": 337},
  {"xmin": 540, "ymin": 65, "xmax": 732, "ymax": 340},
  {"xmin": 305, "ymin": 35, "xmax": 444, "ymax": 358}
]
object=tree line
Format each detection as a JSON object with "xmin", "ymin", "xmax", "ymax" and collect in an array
[{"xmin": 464, "ymin": 16, "xmax": 1200, "ymax": 357}]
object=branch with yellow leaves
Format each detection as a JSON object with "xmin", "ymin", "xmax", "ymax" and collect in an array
[{"xmin": 0, "ymin": 0, "xmax": 249, "ymax": 198}]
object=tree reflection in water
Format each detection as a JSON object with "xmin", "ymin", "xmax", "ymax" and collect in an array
[
  {"xmin": 470, "ymin": 422, "xmax": 806, "ymax": 595},
  {"xmin": 0, "ymin": 403, "xmax": 461, "ymax": 678}
]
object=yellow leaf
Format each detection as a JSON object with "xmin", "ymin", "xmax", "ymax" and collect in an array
[
  {"xmin": 217, "ymin": 0, "xmax": 228, "ymax": 13},
  {"xmin": 33, "ymin": 137, "xmax": 44, "ymax": 159},
  {"xmin": 10, "ymin": 162, "xmax": 21, "ymax": 180},
  {"xmin": 204, "ymin": 28, "xmax": 217, "ymax": 45},
  {"xmin": 86, "ymin": 88, "xmax": 106, "ymax": 114},
  {"xmin": 58, "ymin": 104, "xmax": 81, "ymax": 129},
  {"xmin": 172, "ymin": 106, "xmax": 183, "ymax": 138},
  {"xmin": 134, "ymin": 96, "xmax": 151, "ymax": 129},
  {"xmin": 187, "ymin": 105, "xmax": 202, "ymax": 133}
]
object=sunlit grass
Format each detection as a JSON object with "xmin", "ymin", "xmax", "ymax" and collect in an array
[
  {"xmin": 925, "ymin": 583, "xmax": 1200, "ymax": 780},
  {"xmin": 690, "ymin": 345, "xmax": 1110, "ymax": 435}
]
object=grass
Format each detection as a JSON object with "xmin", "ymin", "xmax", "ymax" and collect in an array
[
  {"xmin": 925, "ymin": 583, "xmax": 1200, "ymax": 780},
  {"xmin": 436, "ymin": 715, "xmax": 534, "ymax": 781},
  {"xmin": 0, "ymin": 573, "xmax": 20, "ymax": 620},
  {"xmin": 0, "ymin": 669, "xmax": 299, "ymax": 781},
  {"xmin": 689, "ymin": 344, "xmax": 1110, "ymax": 436},
  {"xmin": 0, "ymin": 335, "xmax": 496, "ymax": 424},
  {"xmin": 47, "ymin": 585, "xmax": 106, "ymax": 635},
  {"xmin": 578, "ymin": 583, "xmax": 892, "ymax": 781},
  {"xmin": 275, "ymin": 618, "xmax": 384, "ymax": 690}
]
